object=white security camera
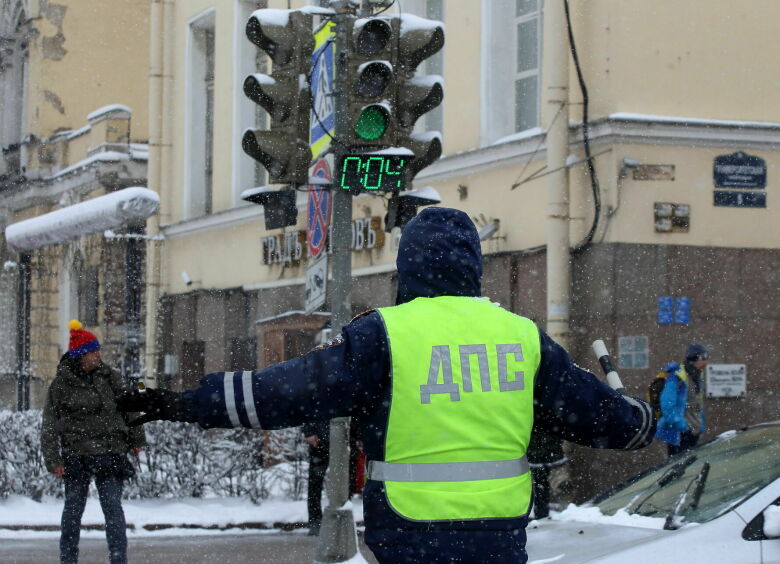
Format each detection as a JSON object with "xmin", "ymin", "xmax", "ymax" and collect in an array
[
  {"xmin": 181, "ymin": 271, "xmax": 193, "ymax": 286},
  {"xmin": 622, "ymin": 157, "xmax": 640, "ymax": 168},
  {"xmin": 478, "ymin": 219, "xmax": 500, "ymax": 241}
]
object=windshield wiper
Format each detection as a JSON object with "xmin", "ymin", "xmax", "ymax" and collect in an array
[
  {"xmin": 663, "ymin": 462, "xmax": 710, "ymax": 530},
  {"xmin": 630, "ymin": 455, "xmax": 697, "ymax": 515}
]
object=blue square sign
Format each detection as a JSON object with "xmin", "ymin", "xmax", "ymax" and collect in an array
[
  {"xmin": 674, "ymin": 309, "xmax": 690, "ymax": 324},
  {"xmin": 657, "ymin": 310, "xmax": 673, "ymax": 325},
  {"xmin": 675, "ymin": 297, "xmax": 691, "ymax": 312},
  {"xmin": 657, "ymin": 296, "xmax": 691, "ymax": 325}
]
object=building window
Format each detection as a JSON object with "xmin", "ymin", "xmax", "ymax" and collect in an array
[
  {"xmin": 618, "ymin": 336, "xmax": 649, "ymax": 369},
  {"xmin": 186, "ymin": 10, "xmax": 216, "ymax": 218},
  {"xmin": 483, "ymin": 0, "xmax": 542, "ymax": 144},
  {"xmin": 514, "ymin": 0, "xmax": 540, "ymax": 132},
  {"xmin": 234, "ymin": 1, "xmax": 267, "ymax": 206}
]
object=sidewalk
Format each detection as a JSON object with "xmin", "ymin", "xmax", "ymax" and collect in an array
[{"xmin": 0, "ymin": 494, "xmax": 364, "ymax": 537}]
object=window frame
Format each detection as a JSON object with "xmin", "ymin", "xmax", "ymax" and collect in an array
[
  {"xmin": 184, "ymin": 8, "xmax": 217, "ymax": 219},
  {"xmin": 481, "ymin": 0, "xmax": 543, "ymax": 146},
  {"xmin": 513, "ymin": 0, "xmax": 542, "ymax": 133},
  {"xmin": 617, "ymin": 335, "xmax": 650, "ymax": 370}
]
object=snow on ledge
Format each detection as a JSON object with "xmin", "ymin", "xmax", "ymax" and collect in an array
[
  {"xmin": 5, "ymin": 187, "xmax": 159, "ymax": 253},
  {"xmin": 51, "ymin": 151, "xmax": 130, "ymax": 179},
  {"xmin": 87, "ymin": 104, "xmax": 132, "ymax": 123},
  {"xmin": 609, "ymin": 112, "xmax": 780, "ymax": 130},
  {"xmin": 491, "ymin": 127, "xmax": 543, "ymax": 147}
]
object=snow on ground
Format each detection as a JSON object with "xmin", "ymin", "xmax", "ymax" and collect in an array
[{"xmin": 0, "ymin": 495, "xmax": 364, "ymax": 539}]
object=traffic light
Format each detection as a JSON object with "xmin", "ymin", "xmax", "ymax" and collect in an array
[
  {"xmin": 343, "ymin": 17, "xmax": 395, "ymax": 147},
  {"xmin": 241, "ymin": 186, "xmax": 298, "ymax": 230},
  {"xmin": 393, "ymin": 14, "xmax": 444, "ymax": 182},
  {"xmin": 385, "ymin": 186, "xmax": 441, "ymax": 231},
  {"xmin": 334, "ymin": 13, "xmax": 444, "ymax": 194},
  {"xmin": 242, "ymin": 9, "xmax": 314, "ymax": 185}
]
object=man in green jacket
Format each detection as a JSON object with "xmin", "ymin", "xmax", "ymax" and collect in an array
[{"xmin": 41, "ymin": 320, "xmax": 145, "ymax": 564}]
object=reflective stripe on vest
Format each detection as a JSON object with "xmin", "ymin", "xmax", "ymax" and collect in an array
[
  {"xmin": 367, "ymin": 456, "xmax": 530, "ymax": 482},
  {"xmin": 377, "ymin": 296, "xmax": 540, "ymax": 522}
]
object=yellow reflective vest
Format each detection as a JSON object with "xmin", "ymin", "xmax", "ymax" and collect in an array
[{"xmin": 374, "ymin": 296, "xmax": 540, "ymax": 521}]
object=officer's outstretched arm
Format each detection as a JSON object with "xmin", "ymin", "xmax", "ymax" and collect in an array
[
  {"xmin": 119, "ymin": 313, "xmax": 388, "ymax": 430},
  {"xmin": 533, "ymin": 330, "xmax": 656, "ymax": 450}
]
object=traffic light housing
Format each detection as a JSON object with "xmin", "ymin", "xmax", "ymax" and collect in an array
[
  {"xmin": 241, "ymin": 186, "xmax": 298, "ymax": 230},
  {"xmin": 393, "ymin": 14, "xmax": 444, "ymax": 183},
  {"xmin": 343, "ymin": 17, "xmax": 395, "ymax": 147},
  {"xmin": 242, "ymin": 9, "xmax": 314, "ymax": 185},
  {"xmin": 336, "ymin": 13, "xmax": 444, "ymax": 194},
  {"xmin": 385, "ymin": 186, "xmax": 441, "ymax": 231}
]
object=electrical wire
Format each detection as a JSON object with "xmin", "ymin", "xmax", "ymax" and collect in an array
[
  {"xmin": 509, "ymin": 103, "xmax": 563, "ymax": 190},
  {"xmin": 565, "ymin": 0, "xmax": 602, "ymax": 253}
]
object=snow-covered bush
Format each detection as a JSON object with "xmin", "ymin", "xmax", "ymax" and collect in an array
[
  {"xmin": 0, "ymin": 410, "xmax": 60, "ymax": 500},
  {"xmin": 0, "ymin": 410, "xmax": 307, "ymax": 502}
]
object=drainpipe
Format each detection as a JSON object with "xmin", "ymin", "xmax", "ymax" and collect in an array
[
  {"xmin": 125, "ymin": 223, "xmax": 144, "ymax": 381},
  {"xmin": 144, "ymin": 0, "xmax": 165, "ymax": 387},
  {"xmin": 544, "ymin": 0, "xmax": 571, "ymax": 350},
  {"xmin": 16, "ymin": 252, "xmax": 31, "ymax": 410}
]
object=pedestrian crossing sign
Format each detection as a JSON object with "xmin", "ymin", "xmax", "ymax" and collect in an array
[{"xmin": 310, "ymin": 21, "xmax": 335, "ymax": 159}]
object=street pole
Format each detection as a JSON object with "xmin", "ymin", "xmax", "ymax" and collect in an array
[{"xmin": 314, "ymin": 3, "xmax": 358, "ymax": 562}]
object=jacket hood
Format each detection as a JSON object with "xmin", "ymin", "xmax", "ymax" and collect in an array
[{"xmin": 396, "ymin": 207, "xmax": 482, "ymax": 304}]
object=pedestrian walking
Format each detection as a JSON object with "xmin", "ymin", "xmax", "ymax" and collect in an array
[
  {"xmin": 119, "ymin": 207, "xmax": 655, "ymax": 564},
  {"xmin": 302, "ymin": 419, "xmax": 362, "ymax": 536},
  {"xmin": 527, "ymin": 429, "xmax": 568, "ymax": 519},
  {"xmin": 653, "ymin": 342, "xmax": 709, "ymax": 457},
  {"xmin": 41, "ymin": 320, "xmax": 146, "ymax": 564}
]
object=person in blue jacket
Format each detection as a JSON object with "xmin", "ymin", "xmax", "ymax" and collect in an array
[
  {"xmin": 119, "ymin": 207, "xmax": 655, "ymax": 564},
  {"xmin": 655, "ymin": 343, "xmax": 709, "ymax": 457}
]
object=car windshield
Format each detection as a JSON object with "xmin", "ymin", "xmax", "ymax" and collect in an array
[{"xmin": 594, "ymin": 424, "xmax": 780, "ymax": 524}]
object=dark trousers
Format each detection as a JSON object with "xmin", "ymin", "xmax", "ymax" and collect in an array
[
  {"xmin": 61, "ymin": 455, "xmax": 127, "ymax": 564},
  {"xmin": 307, "ymin": 440, "xmax": 361, "ymax": 526},
  {"xmin": 531, "ymin": 466, "xmax": 552, "ymax": 519},
  {"xmin": 307, "ymin": 443, "xmax": 329, "ymax": 526},
  {"xmin": 366, "ymin": 528, "xmax": 528, "ymax": 564},
  {"xmin": 667, "ymin": 430, "xmax": 700, "ymax": 458}
]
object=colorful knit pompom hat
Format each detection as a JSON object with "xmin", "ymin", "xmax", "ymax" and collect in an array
[{"xmin": 67, "ymin": 319, "xmax": 101, "ymax": 358}]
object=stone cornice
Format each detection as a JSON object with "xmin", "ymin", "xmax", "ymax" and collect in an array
[{"xmin": 413, "ymin": 114, "xmax": 780, "ymax": 185}]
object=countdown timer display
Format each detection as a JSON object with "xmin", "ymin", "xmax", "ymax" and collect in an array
[{"xmin": 337, "ymin": 154, "xmax": 409, "ymax": 193}]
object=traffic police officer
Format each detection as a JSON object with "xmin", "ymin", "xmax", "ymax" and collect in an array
[{"xmin": 120, "ymin": 207, "xmax": 655, "ymax": 563}]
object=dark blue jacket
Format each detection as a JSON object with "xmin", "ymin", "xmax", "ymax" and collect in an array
[{"xmin": 184, "ymin": 208, "xmax": 655, "ymax": 564}]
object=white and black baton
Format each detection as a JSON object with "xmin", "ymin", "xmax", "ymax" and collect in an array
[{"xmin": 592, "ymin": 340, "xmax": 627, "ymax": 395}]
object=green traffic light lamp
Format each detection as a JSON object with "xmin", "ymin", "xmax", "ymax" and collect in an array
[{"xmin": 355, "ymin": 105, "xmax": 389, "ymax": 141}]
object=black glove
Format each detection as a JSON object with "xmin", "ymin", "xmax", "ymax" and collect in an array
[{"xmin": 117, "ymin": 388, "xmax": 189, "ymax": 426}]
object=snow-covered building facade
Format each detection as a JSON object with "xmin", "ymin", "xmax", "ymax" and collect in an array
[
  {"xmin": 0, "ymin": 0, "xmax": 151, "ymax": 409},
  {"xmin": 150, "ymin": 0, "xmax": 778, "ymax": 500}
]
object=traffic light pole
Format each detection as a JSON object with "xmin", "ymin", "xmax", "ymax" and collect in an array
[{"xmin": 314, "ymin": 6, "xmax": 359, "ymax": 562}]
